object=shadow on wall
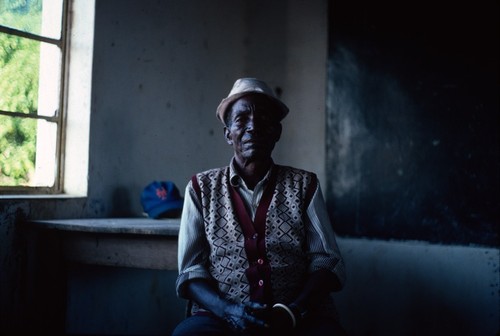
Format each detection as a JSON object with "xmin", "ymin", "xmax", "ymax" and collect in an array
[{"xmin": 326, "ymin": 0, "xmax": 499, "ymax": 247}]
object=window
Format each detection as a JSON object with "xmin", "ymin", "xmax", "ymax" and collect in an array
[{"xmin": 0, "ymin": 0, "xmax": 95, "ymax": 197}]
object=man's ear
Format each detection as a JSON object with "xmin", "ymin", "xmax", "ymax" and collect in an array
[{"xmin": 224, "ymin": 127, "xmax": 233, "ymax": 145}]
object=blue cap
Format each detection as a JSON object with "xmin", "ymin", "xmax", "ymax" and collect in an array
[{"xmin": 140, "ymin": 181, "xmax": 184, "ymax": 219}]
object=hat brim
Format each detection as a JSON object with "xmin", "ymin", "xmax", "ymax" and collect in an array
[{"xmin": 216, "ymin": 92, "xmax": 289, "ymax": 124}]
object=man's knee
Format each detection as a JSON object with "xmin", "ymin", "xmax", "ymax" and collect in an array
[{"xmin": 172, "ymin": 315, "xmax": 227, "ymax": 336}]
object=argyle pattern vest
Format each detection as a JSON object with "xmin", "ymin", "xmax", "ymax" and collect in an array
[{"xmin": 192, "ymin": 164, "xmax": 317, "ymax": 307}]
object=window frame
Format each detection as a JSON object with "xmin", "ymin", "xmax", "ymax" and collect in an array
[
  {"xmin": 0, "ymin": 0, "xmax": 94, "ymax": 198},
  {"xmin": 0, "ymin": 1, "xmax": 68, "ymax": 194}
]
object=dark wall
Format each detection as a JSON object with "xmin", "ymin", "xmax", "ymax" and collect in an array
[{"xmin": 326, "ymin": 0, "xmax": 499, "ymax": 246}]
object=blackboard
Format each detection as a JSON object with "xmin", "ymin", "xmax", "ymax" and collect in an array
[{"xmin": 325, "ymin": 0, "xmax": 499, "ymax": 246}]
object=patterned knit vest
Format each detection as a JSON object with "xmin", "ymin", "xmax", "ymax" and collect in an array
[{"xmin": 192, "ymin": 164, "xmax": 317, "ymax": 307}]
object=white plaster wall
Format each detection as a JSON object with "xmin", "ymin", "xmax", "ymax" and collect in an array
[
  {"xmin": 89, "ymin": 0, "xmax": 328, "ymax": 217},
  {"xmin": 280, "ymin": 0, "xmax": 328, "ymax": 185},
  {"xmin": 335, "ymin": 238, "xmax": 499, "ymax": 335},
  {"xmin": 90, "ymin": 0, "xmax": 244, "ymax": 217},
  {"xmin": 237, "ymin": 1, "xmax": 328, "ymax": 185}
]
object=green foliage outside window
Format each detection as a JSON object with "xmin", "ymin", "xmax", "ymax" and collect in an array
[
  {"xmin": 0, "ymin": 116, "xmax": 36, "ymax": 185},
  {"xmin": 0, "ymin": 0, "xmax": 42, "ymax": 186}
]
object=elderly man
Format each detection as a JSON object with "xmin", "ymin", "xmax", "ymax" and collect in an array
[{"xmin": 173, "ymin": 78, "xmax": 346, "ymax": 336}]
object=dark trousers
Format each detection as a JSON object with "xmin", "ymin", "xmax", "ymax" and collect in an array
[{"xmin": 172, "ymin": 313, "xmax": 347, "ymax": 336}]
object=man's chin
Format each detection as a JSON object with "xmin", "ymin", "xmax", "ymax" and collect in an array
[{"xmin": 241, "ymin": 151, "xmax": 272, "ymax": 163}]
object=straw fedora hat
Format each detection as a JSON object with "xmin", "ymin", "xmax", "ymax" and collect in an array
[{"xmin": 216, "ymin": 78, "xmax": 289, "ymax": 124}]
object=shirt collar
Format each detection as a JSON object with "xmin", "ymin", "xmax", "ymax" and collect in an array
[{"xmin": 229, "ymin": 157, "xmax": 274, "ymax": 188}]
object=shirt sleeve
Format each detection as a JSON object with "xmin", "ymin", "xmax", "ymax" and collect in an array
[
  {"xmin": 304, "ymin": 182, "xmax": 346, "ymax": 288},
  {"xmin": 175, "ymin": 179, "xmax": 214, "ymax": 299}
]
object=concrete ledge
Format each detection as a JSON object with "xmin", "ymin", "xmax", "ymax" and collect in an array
[
  {"xmin": 27, "ymin": 218, "xmax": 180, "ymax": 270},
  {"xmin": 62, "ymin": 232, "xmax": 178, "ymax": 270},
  {"xmin": 27, "ymin": 217, "xmax": 180, "ymax": 235}
]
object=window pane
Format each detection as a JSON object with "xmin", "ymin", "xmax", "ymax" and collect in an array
[
  {"xmin": 0, "ymin": 115, "xmax": 57, "ymax": 187},
  {"xmin": 0, "ymin": 0, "xmax": 63, "ymax": 39},
  {"xmin": 0, "ymin": 114, "xmax": 36, "ymax": 186},
  {"xmin": 38, "ymin": 42, "xmax": 62, "ymax": 117},
  {"xmin": 33, "ymin": 118, "xmax": 57, "ymax": 187},
  {"xmin": 40, "ymin": 0, "xmax": 64, "ymax": 39},
  {"xmin": 0, "ymin": 31, "xmax": 40, "ymax": 114},
  {"xmin": 0, "ymin": 33, "xmax": 61, "ymax": 117}
]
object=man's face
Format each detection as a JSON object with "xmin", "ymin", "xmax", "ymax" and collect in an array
[{"xmin": 224, "ymin": 94, "xmax": 282, "ymax": 165}]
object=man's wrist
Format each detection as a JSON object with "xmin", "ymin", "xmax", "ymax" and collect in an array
[
  {"xmin": 272, "ymin": 303, "xmax": 297, "ymax": 328},
  {"xmin": 289, "ymin": 302, "xmax": 308, "ymax": 321},
  {"xmin": 271, "ymin": 302, "xmax": 308, "ymax": 329}
]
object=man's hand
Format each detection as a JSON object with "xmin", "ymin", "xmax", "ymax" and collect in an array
[
  {"xmin": 222, "ymin": 301, "xmax": 269, "ymax": 331},
  {"xmin": 184, "ymin": 279, "xmax": 270, "ymax": 331}
]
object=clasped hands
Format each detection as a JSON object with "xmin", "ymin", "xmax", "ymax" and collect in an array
[{"xmin": 221, "ymin": 300, "xmax": 301, "ymax": 332}]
